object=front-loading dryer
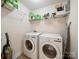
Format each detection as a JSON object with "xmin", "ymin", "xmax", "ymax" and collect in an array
[
  {"xmin": 39, "ymin": 33, "xmax": 63, "ymax": 59},
  {"xmin": 23, "ymin": 32, "xmax": 41, "ymax": 59}
]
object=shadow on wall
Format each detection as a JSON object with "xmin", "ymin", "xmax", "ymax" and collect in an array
[{"xmin": 1, "ymin": 6, "xmax": 13, "ymax": 18}]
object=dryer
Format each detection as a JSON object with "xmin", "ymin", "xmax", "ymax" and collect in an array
[
  {"xmin": 39, "ymin": 33, "xmax": 63, "ymax": 59},
  {"xmin": 23, "ymin": 32, "xmax": 41, "ymax": 59}
]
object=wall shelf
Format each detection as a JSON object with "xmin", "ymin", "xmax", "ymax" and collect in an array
[{"xmin": 54, "ymin": 11, "xmax": 70, "ymax": 18}]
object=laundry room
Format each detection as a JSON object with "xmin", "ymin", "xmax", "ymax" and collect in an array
[{"xmin": 1, "ymin": 0, "xmax": 78, "ymax": 59}]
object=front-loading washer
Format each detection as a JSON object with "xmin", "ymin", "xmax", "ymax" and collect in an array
[
  {"xmin": 39, "ymin": 33, "xmax": 63, "ymax": 59},
  {"xmin": 23, "ymin": 32, "xmax": 41, "ymax": 59}
]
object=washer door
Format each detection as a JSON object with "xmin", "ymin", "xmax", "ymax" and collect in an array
[
  {"xmin": 25, "ymin": 39, "xmax": 35, "ymax": 53},
  {"xmin": 41, "ymin": 42, "xmax": 61, "ymax": 59},
  {"xmin": 25, "ymin": 40, "xmax": 33, "ymax": 50}
]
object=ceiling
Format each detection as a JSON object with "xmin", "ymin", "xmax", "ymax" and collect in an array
[{"xmin": 21, "ymin": 0, "xmax": 64, "ymax": 10}]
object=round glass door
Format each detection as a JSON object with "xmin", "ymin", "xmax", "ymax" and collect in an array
[
  {"xmin": 42, "ymin": 44, "xmax": 57, "ymax": 58},
  {"xmin": 25, "ymin": 40, "xmax": 33, "ymax": 50}
]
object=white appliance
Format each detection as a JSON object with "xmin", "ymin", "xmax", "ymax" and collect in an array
[
  {"xmin": 39, "ymin": 33, "xmax": 63, "ymax": 59},
  {"xmin": 23, "ymin": 32, "xmax": 41, "ymax": 59}
]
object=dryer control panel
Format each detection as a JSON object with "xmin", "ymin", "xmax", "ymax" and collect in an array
[
  {"xmin": 31, "ymin": 35, "xmax": 36, "ymax": 38},
  {"xmin": 54, "ymin": 38, "xmax": 62, "ymax": 42}
]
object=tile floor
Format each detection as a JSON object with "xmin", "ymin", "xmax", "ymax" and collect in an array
[{"xmin": 17, "ymin": 54, "xmax": 31, "ymax": 59}]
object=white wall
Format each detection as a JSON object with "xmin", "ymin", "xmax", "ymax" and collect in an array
[
  {"xmin": 1, "ymin": 3, "xmax": 32, "ymax": 59},
  {"xmin": 32, "ymin": 4, "xmax": 69, "ymax": 47},
  {"xmin": 32, "ymin": 4, "xmax": 68, "ymax": 32},
  {"xmin": 32, "ymin": 1, "xmax": 78, "ymax": 59},
  {"xmin": 68, "ymin": 0, "xmax": 78, "ymax": 59}
]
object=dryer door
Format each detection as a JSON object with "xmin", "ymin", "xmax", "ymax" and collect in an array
[{"xmin": 41, "ymin": 42, "xmax": 61, "ymax": 59}]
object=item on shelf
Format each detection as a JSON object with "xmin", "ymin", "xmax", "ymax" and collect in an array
[
  {"xmin": 51, "ymin": 13, "xmax": 56, "ymax": 17},
  {"xmin": 34, "ymin": 15, "xmax": 42, "ymax": 21},
  {"xmin": 31, "ymin": 16, "xmax": 34, "ymax": 19},
  {"xmin": 1, "ymin": 0, "xmax": 19, "ymax": 9},
  {"xmin": 57, "ymin": 6, "xmax": 64, "ymax": 11},
  {"xmin": 55, "ymin": 2, "xmax": 64, "ymax": 12},
  {"xmin": 29, "ymin": 11, "xmax": 35, "ymax": 20},
  {"xmin": 43, "ymin": 13, "xmax": 50, "ymax": 19},
  {"xmin": 29, "ymin": 11, "xmax": 34, "ymax": 17},
  {"xmin": 50, "ymin": 12, "xmax": 56, "ymax": 20}
]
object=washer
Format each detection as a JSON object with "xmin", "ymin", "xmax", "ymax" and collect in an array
[
  {"xmin": 39, "ymin": 33, "xmax": 63, "ymax": 59},
  {"xmin": 23, "ymin": 32, "xmax": 41, "ymax": 59}
]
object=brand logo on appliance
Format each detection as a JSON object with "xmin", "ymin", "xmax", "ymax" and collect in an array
[{"xmin": 54, "ymin": 39, "xmax": 61, "ymax": 42}]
